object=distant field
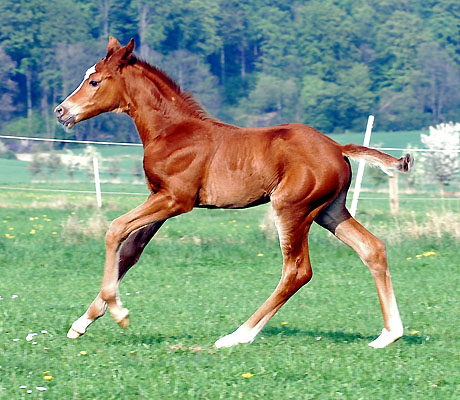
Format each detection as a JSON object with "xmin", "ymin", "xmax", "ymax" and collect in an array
[{"xmin": 0, "ymin": 189, "xmax": 459, "ymax": 398}]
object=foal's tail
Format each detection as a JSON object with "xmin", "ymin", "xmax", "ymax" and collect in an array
[{"xmin": 341, "ymin": 144, "xmax": 413, "ymax": 175}]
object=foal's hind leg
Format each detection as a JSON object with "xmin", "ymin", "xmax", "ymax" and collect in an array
[
  {"xmin": 317, "ymin": 206, "xmax": 403, "ymax": 348},
  {"xmin": 67, "ymin": 221, "xmax": 164, "ymax": 338},
  {"xmin": 215, "ymin": 210, "xmax": 314, "ymax": 348}
]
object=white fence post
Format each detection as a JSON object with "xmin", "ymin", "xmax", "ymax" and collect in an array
[
  {"xmin": 389, "ymin": 173, "xmax": 399, "ymax": 215},
  {"xmin": 93, "ymin": 156, "xmax": 102, "ymax": 208},
  {"xmin": 350, "ymin": 115, "xmax": 374, "ymax": 217}
]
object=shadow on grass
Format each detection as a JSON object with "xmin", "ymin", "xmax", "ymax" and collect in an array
[
  {"xmin": 108, "ymin": 326, "xmax": 430, "ymax": 347},
  {"xmin": 262, "ymin": 326, "xmax": 430, "ymax": 345},
  {"xmin": 114, "ymin": 332, "xmax": 195, "ymax": 346}
]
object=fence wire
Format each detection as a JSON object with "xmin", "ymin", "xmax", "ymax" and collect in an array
[
  {"xmin": 1, "ymin": 134, "xmax": 459, "ymax": 152},
  {"xmin": 1, "ymin": 134, "xmax": 459, "ymax": 204}
]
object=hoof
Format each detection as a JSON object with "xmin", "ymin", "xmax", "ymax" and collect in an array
[
  {"xmin": 214, "ymin": 335, "xmax": 239, "ymax": 348},
  {"xmin": 215, "ymin": 325, "xmax": 260, "ymax": 348},
  {"xmin": 114, "ymin": 308, "xmax": 130, "ymax": 328},
  {"xmin": 214, "ymin": 332, "xmax": 254, "ymax": 348},
  {"xmin": 368, "ymin": 328, "xmax": 403, "ymax": 348},
  {"xmin": 67, "ymin": 327, "xmax": 83, "ymax": 339},
  {"xmin": 118, "ymin": 314, "xmax": 129, "ymax": 329}
]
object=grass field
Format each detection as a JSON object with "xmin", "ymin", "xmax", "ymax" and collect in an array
[{"xmin": 0, "ymin": 188, "xmax": 459, "ymax": 399}]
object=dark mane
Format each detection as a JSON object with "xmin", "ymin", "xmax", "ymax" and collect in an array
[{"xmin": 130, "ymin": 55, "xmax": 213, "ymax": 122}]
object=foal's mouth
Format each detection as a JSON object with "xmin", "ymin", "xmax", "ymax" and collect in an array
[{"xmin": 57, "ymin": 115, "xmax": 77, "ymax": 129}]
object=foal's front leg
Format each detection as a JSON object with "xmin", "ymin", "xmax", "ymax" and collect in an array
[
  {"xmin": 67, "ymin": 194, "xmax": 185, "ymax": 339},
  {"xmin": 67, "ymin": 222, "xmax": 164, "ymax": 338}
]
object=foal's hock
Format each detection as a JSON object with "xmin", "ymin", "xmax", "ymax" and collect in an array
[{"xmin": 55, "ymin": 37, "xmax": 413, "ymax": 349}]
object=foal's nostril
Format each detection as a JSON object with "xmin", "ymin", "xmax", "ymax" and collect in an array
[{"xmin": 54, "ymin": 105, "xmax": 65, "ymax": 117}]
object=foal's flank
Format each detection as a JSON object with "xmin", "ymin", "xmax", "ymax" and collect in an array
[{"xmin": 55, "ymin": 37, "xmax": 413, "ymax": 348}]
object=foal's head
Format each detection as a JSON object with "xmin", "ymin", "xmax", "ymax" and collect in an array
[{"xmin": 55, "ymin": 37, "xmax": 134, "ymax": 128}]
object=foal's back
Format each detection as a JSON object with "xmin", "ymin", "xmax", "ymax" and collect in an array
[{"xmin": 197, "ymin": 122, "xmax": 349, "ymax": 209}]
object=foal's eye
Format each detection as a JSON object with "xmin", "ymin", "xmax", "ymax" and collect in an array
[{"xmin": 89, "ymin": 80, "xmax": 101, "ymax": 87}]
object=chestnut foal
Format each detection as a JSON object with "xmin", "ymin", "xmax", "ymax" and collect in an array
[{"xmin": 55, "ymin": 37, "xmax": 413, "ymax": 348}]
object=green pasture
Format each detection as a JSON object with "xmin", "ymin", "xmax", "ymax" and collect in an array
[{"xmin": 0, "ymin": 189, "xmax": 459, "ymax": 399}]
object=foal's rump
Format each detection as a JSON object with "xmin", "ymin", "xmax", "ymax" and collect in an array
[{"xmin": 266, "ymin": 123, "xmax": 413, "ymax": 174}]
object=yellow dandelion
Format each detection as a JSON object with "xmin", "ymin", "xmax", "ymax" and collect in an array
[
  {"xmin": 52, "ymin": 232, "xmax": 57, "ymax": 235},
  {"xmin": 130, "ymin": 350, "xmax": 136, "ymax": 354},
  {"xmin": 5, "ymin": 234, "xmax": 15, "ymax": 239},
  {"xmin": 80, "ymin": 351, "xmax": 87, "ymax": 355},
  {"xmin": 29, "ymin": 217, "xmax": 35, "ymax": 221},
  {"xmin": 241, "ymin": 373, "xmax": 254, "ymax": 378},
  {"xmin": 281, "ymin": 322, "xmax": 288, "ymax": 326},
  {"xmin": 406, "ymin": 257, "xmax": 412, "ymax": 260},
  {"xmin": 411, "ymin": 330, "xmax": 420, "ymax": 335},
  {"xmin": 43, "ymin": 376, "xmax": 53, "ymax": 381},
  {"xmin": 416, "ymin": 254, "xmax": 423, "ymax": 258},
  {"xmin": 8, "ymin": 227, "xmax": 14, "ymax": 230},
  {"xmin": 42, "ymin": 371, "xmax": 51, "ymax": 375},
  {"xmin": 29, "ymin": 230, "xmax": 36, "ymax": 235},
  {"xmin": 422, "ymin": 251, "xmax": 436, "ymax": 257},
  {"xmin": 257, "ymin": 253, "xmax": 264, "ymax": 257}
]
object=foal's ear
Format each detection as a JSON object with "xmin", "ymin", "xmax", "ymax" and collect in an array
[
  {"xmin": 106, "ymin": 38, "xmax": 135, "ymax": 70},
  {"xmin": 106, "ymin": 36, "xmax": 122, "ymax": 58}
]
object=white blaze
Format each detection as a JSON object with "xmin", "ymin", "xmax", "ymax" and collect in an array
[{"xmin": 64, "ymin": 64, "xmax": 96, "ymax": 101}]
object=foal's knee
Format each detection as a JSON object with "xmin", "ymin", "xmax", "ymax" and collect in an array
[
  {"xmin": 100, "ymin": 285, "xmax": 118, "ymax": 303},
  {"xmin": 105, "ymin": 219, "xmax": 126, "ymax": 250}
]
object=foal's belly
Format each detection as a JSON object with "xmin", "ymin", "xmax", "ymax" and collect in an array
[{"xmin": 197, "ymin": 169, "xmax": 271, "ymax": 209}]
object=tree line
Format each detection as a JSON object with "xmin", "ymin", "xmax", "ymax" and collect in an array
[{"xmin": 0, "ymin": 0, "xmax": 459, "ymax": 143}]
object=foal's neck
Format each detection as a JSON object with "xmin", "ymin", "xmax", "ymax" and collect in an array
[{"xmin": 123, "ymin": 63, "xmax": 204, "ymax": 144}]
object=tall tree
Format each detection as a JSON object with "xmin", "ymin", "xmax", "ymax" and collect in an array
[
  {"xmin": 0, "ymin": 47, "xmax": 17, "ymax": 123},
  {"xmin": 130, "ymin": 1, "xmax": 171, "ymax": 59},
  {"xmin": 411, "ymin": 42, "xmax": 460, "ymax": 123}
]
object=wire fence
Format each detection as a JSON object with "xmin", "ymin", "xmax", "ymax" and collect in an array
[
  {"xmin": 2, "ymin": 134, "xmax": 459, "ymax": 151},
  {"xmin": 1, "ymin": 134, "xmax": 459, "ymax": 210}
]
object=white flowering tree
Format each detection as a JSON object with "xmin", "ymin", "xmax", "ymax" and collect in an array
[{"xmin": 421, "ymin": 122, "xmax": 460, "ymax": 191}]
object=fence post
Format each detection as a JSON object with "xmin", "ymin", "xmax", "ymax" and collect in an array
[
  {"xmin": 93, "ymin": 156, "xmax": 102, "ymax": 208},
  {"xmin": 350, "ymin": 115, "xmax": 374, "ymax": 217},
  {"xmin": 389, "ymin": 174, "xmax": 399, "ymax": 215}
]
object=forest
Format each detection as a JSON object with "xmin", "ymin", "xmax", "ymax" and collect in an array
[{"xmin": 0, "ymin": 0, "xmax": 459, "ymax": 143}]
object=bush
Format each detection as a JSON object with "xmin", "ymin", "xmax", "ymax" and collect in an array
[
  {"xmin": 28, "ymin": 153, "xmax": 46, "ymax": 177},
  {"xmin": 46, "ymin": 152, "xmax": 63, "ymax": 177},
  {"xmin": 108, "ymin": 158, "xmax": 121, "ymax": 180},
  {"xmin": 0, "ymin": 142, "xmax": 16, "ymax": 159}
]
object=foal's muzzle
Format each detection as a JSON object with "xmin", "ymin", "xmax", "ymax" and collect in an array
[{"xmin": 54, "ymin": 105, "xmax": 76, "ymax": 129}]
